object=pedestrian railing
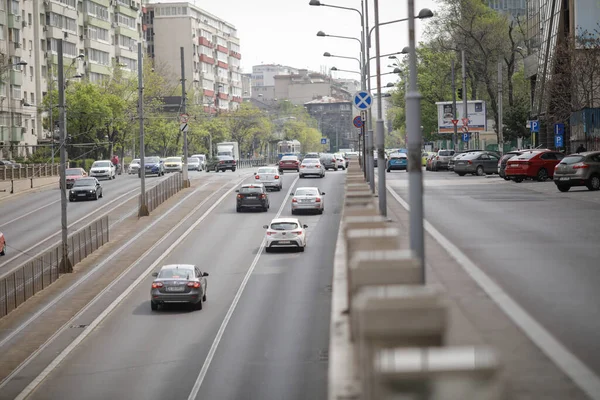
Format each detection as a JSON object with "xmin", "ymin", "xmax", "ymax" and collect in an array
[
  {"xmin": 144, "ymin": 172, "xmax": 183, "ymax": 213},
  {"xmin": 0, "ymin": 216, "xmax": 109, "ymax": 319},
  {"xmin": 0, "ymin": 164, "xmax": 60, "ymax": 181},
  {"xmin": 236, "ymin": 157, "xmax": 268, "ymax": 169}
]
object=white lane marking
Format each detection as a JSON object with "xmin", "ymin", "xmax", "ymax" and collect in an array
[
  {"xmin": 12, "ymin": 175, "xmax": 251, "ymax": 400},
  {"xmin": 386, "ymin": 185, "xmax": 600, "ymax": 400},
  {"xmin": 0, "ymin": 200, "xmax": 60, "ymax": 228},
  {"xmin": 187, "ymin": 175, "xmax": 300, "ymax": 400}
]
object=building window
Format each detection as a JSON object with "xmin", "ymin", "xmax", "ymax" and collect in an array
[
  {"xmin": 202, "ymin": 78, "xmax": 213, "ymax": 90},
  {"xmin": 12, "ymin": 85, "xmax": 21, "ymax": 100},
  {"xmin": 48, "ymin": 39, "xmax": 78, "ymax": 57},
  {"xmin": 56, "ymin": 0, "xmax": 76, "ymax": 8},
  {"xmin": 116, "ymin": 13, "xmax": 136, "ymax": 29},
  {"xmin": 0, "ymin": 26, "xmax": 4, "ymax": 41},
  {"xmin": 231, "ymin": 72, "xmax": 241, "ymax": 82},
  {"xmin": 229, "ymin": 42, "xmax": 240, "ymax": 53},
  {"xmin": 119, "ymin": 56, "xmax": 136, "ymax": 70},
  {"xmin": 216, "ymin": 36, "xmax": 227, "ymax": 47},
  {"xmin": 117, "ymin": 0, "xmax": 130, "ymax": 5},
  {"xmin": 200, "ymin": 29, "xmax": 212, "ymax": 40},
  {"xmin": 216, "ymin": 52, "xmax": 227, "ymax": 63},
  {"xmin": 229, "ymin": 57, "xmax": 240, "ymax": 68},
  {"xmin": 47, "ymin": 13, "xmax": 77, "ymax": 33},
  {"xmin": 118, "ymin": 35, "xmax": 137, "ymax": 49},
  {"xmin": 217, "ymin": 67, "xmax": 228, "ymax": 78},
  {"xmin": 10, "ymin": 0, "xmax": 18, "ymax": 15},
  {"xmin": 86, "ymin": 26, "xmax": 109, "ymax": 42},
  {"xmin": 201, "ymin": 62, "xmax": 213, "ymax": 75},
  {"xmin": 200, "ymin": 45, "xmax": 213, "ymax": 57},
  {"xmin": 86, "ymin": 1, "xmax": 109, "ymax": 21},
  {"xmin": 88, "ymin": 72, "xmax": 107, "ymax": 84},
  {"xmin": 88, "ymin": 48, "xmax": 110, "ymax": 65},
  {"xmin": 30, "ymin": 92, "xmax": 34, "ymax": 104}
]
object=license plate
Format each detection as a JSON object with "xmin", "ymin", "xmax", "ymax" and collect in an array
[
  {"xmin": 559, "ymin": 177, "xmax": 569, "ymax": 181},
  {"xmin": 247, "ymin": 196, "xmax": 256, "ymax": 199},
  {"xmin": 166, "ymin": 286, "xmax": 185, "ymax": 292},
  {"xmin": 301, "ymin": 199, "xmax": 312, "ymax": 203},
  {"xmin": 278, "ymin": 241, "xmax": 291, "ymax": 244},
  {"xmin": 77, "ymin": 193, "xmax": 86, "ymax": 197}
]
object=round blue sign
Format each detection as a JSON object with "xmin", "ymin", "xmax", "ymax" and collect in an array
[{"xmin": 353, "ymin": 116, "xmax": 363, "ymax": 128}]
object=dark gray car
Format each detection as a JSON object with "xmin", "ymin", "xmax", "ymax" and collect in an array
[
  {"xmin": 150, "ymin": 264, "xmax": 208, "ymax": 311},
  {"xmin": 69, "ymin": 177, "xmax": 103, "ymax": 201},
  {"xmin": 454, "ymin": 151, "xmax": 500, "ymax": 176},
  {"xmin": 553, "ymin": 151, "xmax": 600, "ymax": 192},
  {"xmin": 319, "ymin": 153, "xmax": 338, "ymax": 171}
]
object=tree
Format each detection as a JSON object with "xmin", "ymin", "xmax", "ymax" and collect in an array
[{"xmin": 220, "ymin": 103, "xmax": 272, "ymax": 157}]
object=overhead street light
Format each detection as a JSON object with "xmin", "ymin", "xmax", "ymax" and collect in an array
[
  {"xmin": 330, "ymin": 66, "xmax": 361, "ymax": 75},
  {"xmin": 367, "ymin": 8, "xmax": 434, "ymax": 47}
]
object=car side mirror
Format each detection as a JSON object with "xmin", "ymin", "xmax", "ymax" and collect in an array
[
  {"xmin": 253, "ymin": 172, "xmax": 257, "ymax": 175},
  {"xmin": 202, "ymin": 272, "xmax": 209, "ymax": 277},
  {"xmin": 97, "ymin": 183, "xmax": 100, "ymax": 187},
  {"xmin": 263, "ymin": 225, "xmax": 269, "ymax": 229},
  {"xmin": 151, "ymin": 272, "xmax": 158, "ymax": 277},
  {"xmin": 235, "ymin": 189, "xmax": 239, "ymax": 192},
  {"xmin": 289, "ymin": 193, "xmax": 294, "ymax": 196},
  {"xmin": 303, "ymin": 224, "xmax": 308, "ymax": 228}
]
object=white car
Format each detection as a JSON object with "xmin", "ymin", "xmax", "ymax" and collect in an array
[
  {"xmin": 164, "ymin": 157, "xmax": 183, "ymax": 172},
  {"xmin": 290, "ymin": 187, "xmax": 325, "ymax": 215},
  {"xmin": 334, "ymin": 153, "xmax": 346, "ymax": 170},
  {"xmin": 299, "ymin": 158, "xmax": 325, "ymax": 178},
  {"xmin": 187, "ymin": 157, "xmax": 201, "ymax": 171},
  {"xmin": 254, "ymin": 166, "xmax": 283, "ymax": 191},
  {"xmin": 263, "ymin": 217, "xmax": 308, "ymax": 252},
  {"xmin": 89, "ymin": 160, "xmax": 116, "ymax": 180},
  {"xmin": 129, "ymin": 159, "xmax": 140, "ymax": 174},
  {"xmin": 191, "ymin": 154, "xmax": 206, "ymax": 170}
]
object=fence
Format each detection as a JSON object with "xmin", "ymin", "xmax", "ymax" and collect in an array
[
  {"xmin": 0, "ymin": 216, "xmax": 109, "ymax": 319},
  {"xmin": 236, "ymin": 157, "xmax": 269, "ymax": 169},
  {"xmin": 144, "ymin": 172, "xmax": 183, "ymax": 213},
  {"xmin": 0, "ymin": 164, "xmax": 60, "ymax": 181}
]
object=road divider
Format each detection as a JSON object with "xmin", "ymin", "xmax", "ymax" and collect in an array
[{"xmin": 328, "ymin": 156, "xmax": 505, "ymax": 400}]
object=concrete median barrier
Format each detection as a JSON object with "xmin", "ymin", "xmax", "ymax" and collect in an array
[{"xmin": 345, "ymin": 227, "xmax": 400, "ymax": 267}]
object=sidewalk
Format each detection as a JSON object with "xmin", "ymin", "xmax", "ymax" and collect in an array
[
  {"xmin": 0, "ymin": 176, "xmax": 57, "ymax": 202},
  {"xmin": 382, "ymin": 186, "xmax": 590, "ymax": 399}
]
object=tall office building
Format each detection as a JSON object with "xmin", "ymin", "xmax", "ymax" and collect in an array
[
  {"xmin": 143, "ymin": 2, "xmax": 243, "ymax": 113},
  {"xmin": 487, "ymin": 0, "xmax": 527, "ymax": 18}
]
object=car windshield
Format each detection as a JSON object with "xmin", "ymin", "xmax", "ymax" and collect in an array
[
  {"xmin": 295, "ymin": 188, "xmax": 318, "ymax": 196},
  {"xmin": 560, "ymin": 155, "xmax": 585, "ymax": 165},
  {"xmin": 92, "ymin": 161, "xmax": 111, "ymax": 168},
  {"xmin": 516, "ymin": 152, "xmax": 542, "ymax": 160},
  {"xmin": 158, "ymin": 268, "xmax": 193, "ymax": 279},
  {"xmin": 302, "ymin": 159, "xmax": 318, "ymax": 164},
  {"xmin": 304, "ymin": 153, "xmax": 319, "ymax": 158},
  {"xmin": 165, "ymin": 157, "xmax": 181, "ymax": 163},
  {"xmin": 217, "ymin": 156, "xmax": 233, "ymax": 161},
  {"xmin": 239, "ymin": 186, "xmax": 263, "ymax": 194},
  {"xmin": 390, "ymin": 153, "xmax": 407, "ymax": 159},
  {"xmin": 463, "ymin": 152, "xmax": 484, "ymax": 160},
  {"xmin": 145, "ymin": 157, "xmax": 159, "ymax": 164},
  {"xmin": 438, "ymin": 150, "xmax": 454, "ymax": 156},
  {"xmin": 73, "ymin": 178, "xmax": 96, "ymax": 187},
  {"xmin": 281, "ymin": 156, "xmax": 297, "ymax": 161},
  {"xmin": 131, "ymin": 159, "xmax": 140, "ymax": 164},
  {"xmin": 66, "ymin": 169, "xmax": 83, "ymax": 176},
  {"xmin": 270, "ymin": 222, "xmax": 298, "ymax": 231},
  {"xmin": 501, "ymin": 154, "xmax": 518, "ymax": 162},
  {"xmin": 188, "ymin": 158, "xmax": 200, "ymax": 163},
  {"xmin": 257, "ymin": 168, "xmax": 278, "ymax": 174}
]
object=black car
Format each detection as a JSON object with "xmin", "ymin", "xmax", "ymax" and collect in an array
[
  {"xmin": 206, "ymin": 156, "xmax": 236, "ymax": 172},
  {"xmin": 69, "ymin": 177, "xmax": 103, "ymax": 201},
  {"xmin": 235, "ymin": 184, "xmax": 269, "ymax": 212}
]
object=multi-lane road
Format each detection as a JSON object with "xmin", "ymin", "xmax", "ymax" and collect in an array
[{"xmin": 0, "ymin": 168, "xmax": 345, "ymax": 400}]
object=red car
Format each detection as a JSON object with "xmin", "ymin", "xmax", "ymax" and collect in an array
[
  {"xmin": 0, "ymin": 231, "xmax": 6, "ymax": 256},
  {"xmin": 505, "ymin": 150, "xmax": 565, "ymax": 182},
  {"xmin": 61, "ymin": 168, "xmax": 88, "ymax": 189},
  {"xmin": 278, "ymin": 155, "xmax": 300, "ymax": 172}
]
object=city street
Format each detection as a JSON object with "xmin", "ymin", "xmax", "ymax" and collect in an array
[
  {"xmin": 0, "ymin": 169, "xmax": 345, "ymax": 400},
  {"xmin": 386, "ymin": 168, "xmax": 600, "ymax": 375}
]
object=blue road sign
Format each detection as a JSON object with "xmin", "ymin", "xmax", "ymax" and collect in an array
[
  {"xmin": 352, "ymin": 91, "xmax": 373, "ymax": 110},
  {"xmin": 353, "ymin": 115, "xmax": 363, "ymax": 128},
  {"xmin": 321, "ymin": 138, "xmax": 327, "ymax": 145},
  {"xmin": 531, "ymin": 120, "xmax": 540, "ymax": 133},
  {"xmin": 554, "ymin": 123, "xmax": 564, "ymax": 136},
  {"xmin": 462, "ymin": 133, "xmax": 470, "ymax": 142},
  {"xmin": 555, "ymin": 134, "xmax": 563, "ymax": 148}
]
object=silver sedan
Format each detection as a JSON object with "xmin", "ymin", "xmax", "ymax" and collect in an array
[
  {"xmin": 150, "ymin": 264, "xmax": 208, "ymax": 311},
  {"xmin": 291, "ymin": 187, "xmax": 325, "ymax": 214},
  {"xmin": 299, "ymin": 158, "xmax": 325, "ymax": 178},
  {"xmin": 253, "ymin": 166, "xmax": 283, "ymax": 191}
]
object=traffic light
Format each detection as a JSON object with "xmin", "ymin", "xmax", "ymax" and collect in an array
[{"xmin": 457, "ymin": 88, "xmax": 463, "ymax": 100}]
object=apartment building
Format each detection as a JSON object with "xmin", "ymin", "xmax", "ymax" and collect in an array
[
  {"xmin": 251, "ymin": 64, "xmax": 298, "ymax": 103},
  {"xmin": 0, "ymin": 0, "xmax": 144, "ymax": 157},
  {"xmin": 143, "ymin": 2, "xmax": 242, "ymax": 113}
]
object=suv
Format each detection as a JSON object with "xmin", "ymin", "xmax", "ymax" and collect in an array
[
  {"xmin": 319, "ymin": 153, "xmax": 338, "ymax": 171},
  {"xmin": 553, "ymin": 151, "xmax": 600, "ymax": 192},
  {"xmin": 235, "ymin": 184, "xmax": 269, "ymax": 212},
  {"xmin": 431, "ymin": 150, "xmax": 456, "ymax": 171},
  {"xmin": 505, "ymin": 150, "xmax": 565, "ymax": 182}
]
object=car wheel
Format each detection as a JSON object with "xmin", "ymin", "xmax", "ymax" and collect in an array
[
  {"xmin": 195, "ymin": 299, "xmax": 203, "ymax": 310},
  {"xmin": 1, "ymin": 243, "xmax": 6, "ymax": 256},
  {"xmin": 457, "ymin": 173, "xmax": 466, "ymax": 176},
  {"xmin": 94, "ymin": 193, "xmax": 99, "ymax": 200},
  {"xmin": 503, "ymin": 176, "xmax": 511, "ymax": 181},
  {"xmin": 236, "ymin": 207, "xmax": 241, "ymax": 212},
  {"xmin": 556, "ymin": 184, "xmax": 570, "ymax": 192},
  {"xmin": 202, "ymin": 293, "xmax": 207, "ymax": 302},
  {"xmin": 536, "ymin": 168, "xmax": 548, "ymax": 181},
  {"xmin": 514, "ymin": 177, "xmax": 524, "ymax": 183},
  {"xmin": 299, "ymin": 246, "xmax": 305, "ymax": 252},
  {"xmin": 69, "ymin": 198, "xmax": 73, "ymax": 202},
  {"xmin": 291, "ymin": 209, "xmax": 296, "ymax": 215},
  {"xmin": 299, "ymin": 174, "xmax": 304, "ymax": 178},
  {"xmin": 318, "ymin": 209, "xmax": 323, "ymax": 215},
  {"xmin": 476, "ymin": 166, "xmax": 485, "ymax": 176},
  {"xmin": 387, "ymin": 168, "xmax": 391, "ymax": 173},
  {"xmin": 296, "ymin": 169, "xmax": 300, "ymax": 172},
  {"xmin": 150, "ymin": 301, "xmax": 158, "ymax": 311},
  {"xmin": 232, "ymin": 168, "xmax": 236, "ymax": 172},
  {"xmin": 587, "ymin": 174, "xmax": 600, "ymax": 191}
]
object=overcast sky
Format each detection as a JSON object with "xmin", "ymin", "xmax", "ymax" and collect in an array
[{"xmin": 150, "ymin": 0, "xmax": 439, "ymax": 85}]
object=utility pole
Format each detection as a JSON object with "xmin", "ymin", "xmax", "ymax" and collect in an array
[
  {"xmin": 451, "ymin": 59, "xmax": 458, "ymax": 151},
  {"xmin": 461, "ymin": 50, "xmax": 468, "ymax": 150},
  {"xmin": 57, "ymin": 39, "xmax": 72, "ymax": 273},
  {"xmin": 49, "ymin": 66, "xmax": 55, "ymax": 166},
  {"xmin": 373, "ymin": 0, "xmax": 386, "ymax": 215},
  {"xmin": 364, "ymin": 0, "xmax": 375, "ymax": 193},
  {"xmin": 180, "ymin": 47, "xmax": 190, "ymax": 187},
  {"xmin": 497, "ymin": 60, "xmax": 504, "ymax": 155},
  {"xmin": 137, "ymin": 42, "xmax": 149, "ymax": 217}
]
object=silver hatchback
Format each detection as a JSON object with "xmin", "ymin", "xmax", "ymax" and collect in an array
[
  {"xmin": 253, "ymin": 166, "xmax": 283, "ymax": 191},
  {"xmin": 150, "ymin": 264, "xmax": 209, "ymax": 311},
  {"xmin": 553, "ymin": 151, "xmax": 600, "ymax": 192}
]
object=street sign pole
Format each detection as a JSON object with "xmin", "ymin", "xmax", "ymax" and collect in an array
[
  {"xmin": 353, "ymin": 91, "xmax": 374, "ymax": 191},
  {"xmin": 180, "ymin": 47, "xmax": 190, "ymax": 188},
  {"xmin": 137, "ymin": 42, "xmax": 149, "ymax": 217}
]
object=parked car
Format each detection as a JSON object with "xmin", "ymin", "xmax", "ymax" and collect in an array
[
  {"xmin": 278, "ymin": 155, "xmax": 300, "ymax": 172},
  {"xmin": 320, "ymin": 153, "xmax": 338, "ymax": 171},
  {"xmin": 448, "ymin": 151, "xmax": 470, "ymax": 171},
  {"xmin": 191, "ymin": 154, "xmax": 206, "ymax": 170},
  {"xmin": 431, "ymin": 149, "xmax": 456, "ymax": 171},
  {"xmin": 505, "ymin": 150, "xmax": 565, "ymax": 182},
  {"xmin": 290, "ymin": 186, "xmax": 325, "ymax": 214},
  {"xmin": 425, "ymin": 153, "xmax": 437, "ymax": 170},
  {"xmin": 422, "ymin": 152, "xmax": 433, "ymax": 167},
  {"xmin": 235, "ymin": 183, "xmax": 269, "ymax": 212},
  {"xmin": 497, "ymin": 151, "xmax": 526, "ymax": 180},
  {"xmin": 0, "ymin": 231, "xmax": 6, "ymax": 256},
  {"xmin": 299, "ymin": 158, "xmax": 325, "ymax": 178},
  {"xmin": 140, "ymin": 156, "xmax": 165, "ymax": 177},
  {"xmin": 254, "ymin": 166, "xmax": 282, "ymax": 191},
  {"xmin": 0, "ymin": 160, "xmax": 17, "ymax": 168},
  {"xmin": 69, "ymin": 177, "xmax": 103, "ymax": 201},
  {"xmin": 454, "ymin": 151, "xmax": 500, "ymax": 176},
  {"xmin": 128, "ymin": 159, "xmax": 140, "ymax": 175},
  {"xmin": 150, "ymin": 264, "xmax": 208, "ymax": 311},
  {"xmin": 61, "ymin": 168, "xmax": 87, "ymax": 189},
  {"xmin": 334, "ymin": 153, "xmax": 346, "ymax": 170},
  {"xmin": 553, "ymin": 151, "xmax": 600, "ymax": 192},
  {"xmin": 89, "ymin": 160, "xmax": 116, "ymax": 180},
  {"xmin": 263, "ymin": 218, "xmax": 308, "ymax": 252},
  {"xmin": 205, "ymin": 155, "xmax": 236, "ymax": 172},
  {"xmin": 386, "ymin": 152, "xmax": 408, "ymax": 172}
]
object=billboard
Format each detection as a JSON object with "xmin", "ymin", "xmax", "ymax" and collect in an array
[
  {"xmin": 574, "ymin": 0, "xmax": 600, "ymax": 47},
  {"xmin": 436, "ymin": 101, "xmax": 487, "ymax": 133}
]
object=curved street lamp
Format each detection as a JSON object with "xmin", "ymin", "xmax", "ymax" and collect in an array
[
  {"xmin": 367, "ymin": 8, "xmax": 434, "ymax": 47},
  {"xmin": 330, "ymin": 66, "xmax": 361, "ymax": 75}
]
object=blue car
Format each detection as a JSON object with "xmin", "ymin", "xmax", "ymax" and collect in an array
[
  {"xmin": 386, "ymin": 152, "xmax": 408, "ymax": 172},
  {"xmin": 139, "ymin": 156, "xmax": 165, "ymax": 177}
]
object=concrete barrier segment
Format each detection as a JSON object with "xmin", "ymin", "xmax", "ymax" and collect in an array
[
  {"xmin": 372, "ymin": 346, "xmax": 504, "ymax": 400},
  {"xmin": 345, "ymin": 227, "xmax": 401, "ymax": 268}
]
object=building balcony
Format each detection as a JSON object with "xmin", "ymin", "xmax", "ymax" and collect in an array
[
  {"xmin": 218, "ymin": 93, "xmax": 228, "ymax": 100},
  {"xmin": 114, "ymin": 25, "xmax": 139, "ymax": 39},
  {"xmin": 115, "ymin": 4, "xmax": 138, "ymax": 18},
  {"xmin": 46, "ymin": 0, "xmax": 78, "ymax": 18},
  {"xmin": 217, "ymin": 45, "xmax": 228, "ymax": 54},
  {"xmin": 10, "ymin": 70, "xmax": 23, "ymax": 86},
  {"xmin": 8, "ymin": 41, "xmax": 22, "ymax": 57},
  {"xmin": 198, "ymin": 37, "xmax": 214, "ymax": 48},
  {"xmin": 232, "ymin": 96, "xmax": 243, "ymax": 103},
  {"xmin": 11, "ymin": 127, "xmax": 24, "ymax": 142},
  {"xmin": 7, "ymin": 13, "xmax": 22, "ymax": 29},
  {"xmin": 204, "ymin": 89, "xmax": 215, "ymax": 97},
  {"xmin": 85, "ymin": 15, "xmax": 112, "ymax": 30},
  {"xmin": 217, "ymin": 61, "xmax": 228, "ymax": 69},
  {"xmin": 199, "ymin": 54, "xmax": 215, "ymax": 64},
  {"xmin": 229, "ymin": 50, "xmax": 241, "ymax": 60}
]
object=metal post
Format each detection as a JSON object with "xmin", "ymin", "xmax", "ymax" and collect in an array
[
  {"xmin": 461, "ymin": 50, "xmax": 468, "ymax": 150},
  {"xmin": 406, "ymin": 0, "xmax": 425, "ymax": 283},
  {"xmin": 180, "ymin": 47, "xmax": 190, "ymax": 188},
  {"xmin": 138, "ymin": 42, "xmax": 149, "ymax": 217},
  {"xmin": 451, "ymin": 59, "xmax": 458, "ymax": 150},
  {"xmin": 374, "ymin": 0, "xmax": 386, "ymax": 215},
  {"xmin": 365, "ymin": 0, "xmax": 374, "ymax": 190},
  {"xmin": 498, "ymin": 60, "xmax": 504, "ymax": 155},
  {"xmin": 360, "ymin": 0, "xmax": 367, "ymax": 177},
  {"xmin": 49, "ymin": 67, "xmax": 55, "ymax": 166},
  {"xmin": 57, "ymin": 40, "xmax": 72, "ymax": 273}
]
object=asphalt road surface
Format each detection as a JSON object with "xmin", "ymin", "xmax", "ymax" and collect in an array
[
  {"xmin": 18, "ymin": 169, "xmax": 344, "ymax": 400},
  {"xmin": 386, "ymin": 168, "xmax": 600, "ymax": 376}
]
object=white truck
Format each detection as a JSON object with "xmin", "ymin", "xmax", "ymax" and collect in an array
[{"xmin": 216, "ymin": 142, "xmax": 240, "ymax": 161}]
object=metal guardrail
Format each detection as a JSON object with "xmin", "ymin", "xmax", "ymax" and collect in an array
[
  {"xmin": 0, "ymin": 164, "xmax": 60, "ymax": 181},
  {"xmin": 144, "ymin": 172, "xmax": 183, "ymax": 213},
  {"xmin": 0, "ymin": 216, "xmax": 109, "ymax": 319},
  {"xmin": 236, "ymin": 157, "xmax": 269, "ymax": 169}
]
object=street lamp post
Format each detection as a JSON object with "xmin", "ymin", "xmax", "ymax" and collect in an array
[
  {"xmin": 137, "ymin": 42, "xmax": 149, "ymax": 217},
  {"xmin": 180, "ymin": 47, "xmax": 190, "ymax": 188}
]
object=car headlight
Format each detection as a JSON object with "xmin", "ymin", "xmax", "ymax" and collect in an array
[
  {"xmin": 89, "ymin": 190, "xmax": 95, "ymax": 193},
  {"xmin": 70, "ymin": 190, "xmax": 74, "ymax": 194}
]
